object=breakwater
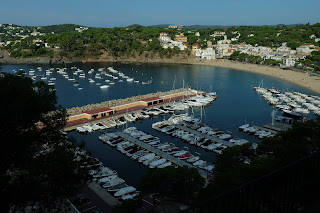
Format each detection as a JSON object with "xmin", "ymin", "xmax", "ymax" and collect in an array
[{"xmin": 67, "ymin": 88, "xmax": 188, "ymax": 116}]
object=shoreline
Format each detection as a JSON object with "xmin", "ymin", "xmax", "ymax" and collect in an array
[
  {"xmin": 1, "ymin": 53, "xmax": 319, "ymax": 94},
  {"xmin": 189, "ymin": 59, "xmax": 320, "ymax": 95}
]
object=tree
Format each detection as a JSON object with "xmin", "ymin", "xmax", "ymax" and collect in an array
[
  {"xmin": 139, "ymin": 166, "xmax": 204, "ymax": 204},
  {"xmin": 0, "ymin": 73, "xmax": 91, "ymax": 212}
]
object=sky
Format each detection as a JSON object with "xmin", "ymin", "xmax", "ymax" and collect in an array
[{"xmin": 1, "ymin": 0, "xmax": 319, "ymax": 27}]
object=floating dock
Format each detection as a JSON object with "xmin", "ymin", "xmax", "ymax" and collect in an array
[
  {"xmin": 116, "ymin": 132, "xmax": 209, "ymax": 178},
  {"xmin": 163, "ymin": 121, "xmax": 234, "ymax": 147}
]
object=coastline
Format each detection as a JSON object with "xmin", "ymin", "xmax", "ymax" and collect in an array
[
  {"xmin": 190, "ymin": 59, "xmax": 320, "ymax": 94},
  {"xmin": 1, "ymin": 51, "xmax": 319, "ymax": 94}
]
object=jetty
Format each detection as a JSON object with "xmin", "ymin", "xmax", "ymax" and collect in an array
[
  {"xmin": 64, "ymin": 88, "xmax": 203, "ymax": 131},
  {"xmin": 116, "ymin": 132, "xmax": 209, "ymax": 178},
  {"xmin": 163, "ymin": 121, "xmax": 234, "ymax": 147}
]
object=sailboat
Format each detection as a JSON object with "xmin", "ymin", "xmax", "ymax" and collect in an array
[{"xmin": 239, "ymin": 117, "xmax": 249, "ymax": 131}]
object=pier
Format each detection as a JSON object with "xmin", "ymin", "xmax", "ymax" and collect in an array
[
  {"xmin": 116, "ymin": 132, "xmax": 209, "ymax": 178},
  {"xmin": 163, "ymin": 121, "xmax": 234, "ymax": 147},
  {"xmin": 64, "ymin": 88, "xmax": 201, "ymax": 131}
]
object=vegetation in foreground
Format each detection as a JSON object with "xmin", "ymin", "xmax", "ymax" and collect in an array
[{"xmin": 0, "ymin": 72, "xmax": 92, "ymax": 212}]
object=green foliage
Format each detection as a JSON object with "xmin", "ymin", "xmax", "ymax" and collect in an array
[
  {"xmin": 0, "ymin": 74, "xmax": 91, "ymax": 212},
  {"xmin": 3, "ymin": 23, "xmax": 320, "ymax": 59},
  {"xmin": 229, "ymin": 51, "xmax": 263, "ymax": 64},
  {"xmin": 139, "ymin": 166, "xmax": 204, "ymax": 203},
  {"xmin": 199, "ymin": 117, "xmax": 320, "ymax": 201},
  {"xmin": 38, "ymin": 24, "xmax": 82, "ymax": 34}
]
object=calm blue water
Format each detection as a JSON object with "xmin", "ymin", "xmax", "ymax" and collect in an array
[{"xmin": 2, "ymin": 62, "xmax": 319, "ymax": 186}]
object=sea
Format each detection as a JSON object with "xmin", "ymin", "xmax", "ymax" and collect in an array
[{"xmin": 1, "ymin": 62, "xmax": 318, "ymax": 186}]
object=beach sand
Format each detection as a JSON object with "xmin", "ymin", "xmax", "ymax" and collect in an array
[{"xmin": 191, "ymin": 59, "xmax": 320, "ymax": 94}]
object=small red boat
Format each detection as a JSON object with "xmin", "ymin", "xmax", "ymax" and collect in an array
[{"xmin": 178, "ymin": 153, "xmax": 192, "ymax": 160}]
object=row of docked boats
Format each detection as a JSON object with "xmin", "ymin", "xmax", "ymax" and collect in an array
[
  {"xmin": 152, "ymin": 114, "xmax": 249, "ymax": 154},
  {"xmin": 80, "ymin": 152, "xmax": 139, "ymax": 201},
  {"xmin": 99, "ymin": 132, "xmax": 174, "ymax": 169},
  {"xmin": 76, "ymin": 92, "xmax": 218, "ymax": 133},
  {"xmin": 254, "ymin": 86, "xmax": 320, "ymax": 118},
  {"xmin": 76, "ymin": 118, "xmax": 128, "ymax": 133},
  {"xmin": 99, "ymin": 127, "xmax": 214, "ymax": 171},
  {"xmin": 238, "ymin": 124, "xmax": 275, "ymax": 139}
]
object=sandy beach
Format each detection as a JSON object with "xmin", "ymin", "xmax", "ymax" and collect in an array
[{"xmin": 199, "ymin": 59, "xmax": 320, "ymax": 94}]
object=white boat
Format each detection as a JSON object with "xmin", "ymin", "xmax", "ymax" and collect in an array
[
  {"xmin": 138, "ymin": 153, "xmax": 155, "ymax": 162},
  {"xmin": 173, "ymin": 150, "xmax": 188, "ymax": 157},
  {"xmin": 142, "ymin": 79, "xmax": 153, "ymax": 85},
  {"xmin": 76, "ymin": 126, "xmax": 87, "ymax": 133},
  {"xmin": 193, "ymin": 160, "xmax": 207, "ymax": 167},
  {"xmin": 103, "ymin": 178, "xmax": 125, "ymax": 188},
  {"xmin": 126, "ymin": 78, "xmax": 134, "ymax": 82},
  {"xmin": 239, "ymin": 124, "xmax": 249, "ymax": 131},
  {"xmin": 82, "ymin": 125, "xmax": 93, "ymax": 132},
  {"xmin": 149, "ymin": 158, "xmax": 166, "ymax": 169},
  {"xmin": 114, "ymin": 186, "xmax": 136, "ymax": 197},
  {"xmin": 121, "ymin": 192, "xmax": 139, "ymax": 200},
  {"xmin": 187, "ymin": 156, "xmax": 200, "ymax": 163},
  {"xmin": 97, "ymin": 175, "xmax": 118, "ymax": 184},
  {"xmin": 157, "ymin": 161, "xmax": 172, "ymax": 168},
  {"xmin": 107, "ymin": 183, "xmax": 128, "ymax": 192},
  {"xmin": 143, "ymin": 156, "xmax": 160, "ymax": 166},
  {"xmin": 93, "ymin": 167, "xmax": 117, "ymax": 178},
  {"xmin": 100, "ymin": 85, "xmax": 110, "ymax": 89}
]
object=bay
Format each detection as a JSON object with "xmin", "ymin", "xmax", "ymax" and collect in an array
[{"xmin": 2, "ymin": 62, "xmax": 318, "ymax": 186}]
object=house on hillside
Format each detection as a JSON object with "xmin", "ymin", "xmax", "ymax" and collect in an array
[
  {"xmin": 174, "ymin": 33, "xmax": 187, "ymax": 43},
  {"xmin": 192, "ymin": 43, "xmax": 201, "ymax": 54}
]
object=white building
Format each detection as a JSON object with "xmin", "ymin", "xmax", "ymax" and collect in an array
[
  {"xmin": 159, "ymin": 32, "xmax": 171, "ymax": 43},
  {"xmin": 195, "ymin": 48, "xmax": 216, "ymax": 60}
]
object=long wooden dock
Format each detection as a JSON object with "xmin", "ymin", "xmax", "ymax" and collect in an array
[
  {"xmin": 163, "ymin": 121, "xmax": 234, "ymax": 147},
  {"xmin": 116, "ymin": 132, "xmax": 209, "ymax": 178}
]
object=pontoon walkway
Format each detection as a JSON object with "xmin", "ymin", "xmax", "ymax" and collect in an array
[{"xmin": 116, "ymin": 132, "xmax": 209, "ymax": 178}]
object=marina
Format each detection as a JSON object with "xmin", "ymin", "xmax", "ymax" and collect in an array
[{"xmin": 2, "ymin": 62, "xmax": 320, "ymax": 189}]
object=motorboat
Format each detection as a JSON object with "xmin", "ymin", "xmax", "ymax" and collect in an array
[
  {"xmin": 157, "ymin": 161, "xmax": 172, "ymax": 168},
  {"xmin": 193, "ymin": 160, "xmax": 207, "ymax": 167},
  {"xmin": 97, "ymin": 175, "xmax": 118, "ymax": 184},
  {"xmin": 178, "ymin": 153, "xmax": 192, "ymax": 160},
  {"xmin": 187, "ymin": 156, "xmax": 200, "ymax": 163},
  {"xmin": 114, "ymin": 186, "xmax": 137, "ymax": 197},
  {"xmin": 103, "ymin": 178, "xmax": 125, "ymax": 188},
  {"xmin": 138, "ymin": 153, "xmax": 155, "ymax": 163},
  {"xmin": 100, "ymin": 85, "xmax": 110, "ymax": 89},
  {"xmin": 149, "ymin": 158, "xmax": 166, "ymax": 168},
  {"xmin": 93, "ymin": 167, "xmax": 117, "ymax": 178},
  {"xmin": 173, "ymin": 150, "xmax": 188, "ymax": 157},
  {"xmin": 143, "ymin": 156, "xmax": 160, "ymax": 166},
  {"xmin": 107, "ymin": 183, "xmax": 128, "ymax": 192}
]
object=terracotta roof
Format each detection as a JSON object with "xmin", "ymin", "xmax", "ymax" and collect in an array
[
  {"xmin": 84, "ymin": 107, "xmax": 113, "ymax": 115},
  {"xmin": 140, "ymin": 97, "xmax": 163, "ymax": 102}
]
